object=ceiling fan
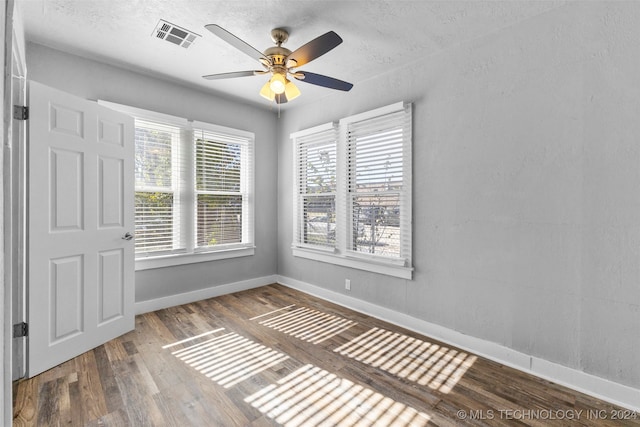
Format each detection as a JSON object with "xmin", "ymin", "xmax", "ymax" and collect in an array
[{"xmin": 202, "ymin": 24, "xmax": 353, "ymax": 104}]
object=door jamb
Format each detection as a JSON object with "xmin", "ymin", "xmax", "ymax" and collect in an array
[{"xmin": 3, "ymin": 0, "xmax": 17, "ymax": 424}]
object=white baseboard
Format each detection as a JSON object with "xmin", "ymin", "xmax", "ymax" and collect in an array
[
  {"xmin": 134, "ymin": 275, "xmax": 278, "ymax": 315},
  {"xmin": 276, "ymin": 275, "xmax": 640, "ymax": 412}
]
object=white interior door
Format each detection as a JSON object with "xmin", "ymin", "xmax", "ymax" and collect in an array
[{"xmin": 27, "ymin": 81, "xmax": 135, "ymax": 377}]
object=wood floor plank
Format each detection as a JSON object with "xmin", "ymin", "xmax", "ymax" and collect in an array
[
  {"xmin": 35, "ymin": 379, "xmax": 58, "ymax": 427},
  {"xmin": 151, "ymin": 390, "xmax": 193, "ymax": 427},
  {"xmin": 93, "ymin": 344, "xmax": 124, "ymax": 413},
  {"xmin": 75, "ymin": 350, "xmax": 109, "ymax": 422},
  {"xmin": 85, "ymin": 407, "xmax": 131, "ymax": 427},
  {"xmin": 67, "ymin": 373, "xmax": 86, "ymax": 427},
  {"xmin": 12, "ymin": 378, "xmax": 37, "ymax": 427},
  {"xmin": 13, "ymin": 284, "xmax": 640, "ymax": 426}
]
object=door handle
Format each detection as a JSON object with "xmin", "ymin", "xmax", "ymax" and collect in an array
[{"xmin": 122, "ymin": 232, "xmax": 134, "ymax": 241}]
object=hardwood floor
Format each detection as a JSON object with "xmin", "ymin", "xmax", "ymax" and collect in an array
[{"xmin": 13, "ymin": 284, "xmax": 640, "ymax": 426}]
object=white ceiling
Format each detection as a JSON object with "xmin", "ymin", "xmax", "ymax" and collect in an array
[{"xmin": 20, "ymin": 0, "xmax": 565, "ymax": 110}]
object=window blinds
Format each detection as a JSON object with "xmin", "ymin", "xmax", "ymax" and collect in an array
[
  {"xmin": 134, "ymin": 119, "xmax": 184, "ymax": 255},
  {"xmin": 345, "ymin": 104, "xmax": 412, "ymax": 263},
  {"xmin": 291, "ymin": 102, "xmax": 412, "ymax": 272},
  {"xmin": 293, "ymin": 124, "xmax": 338, "ymax": 249},
  {"xmin": 194, "ymin": 125, "xmax": 254, "ymax": 250},
  {"xmin": 107, "ymin": 100, "xmax": 255, "ymax": 262}
]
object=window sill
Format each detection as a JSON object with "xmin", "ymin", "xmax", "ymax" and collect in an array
[
  {"xmin": 292, "ymin": 246, "xmax": 413, "ymax": 280},
  {"xmin": 136, "ymin": 247, "xmax": 255, "ymax": 271}
]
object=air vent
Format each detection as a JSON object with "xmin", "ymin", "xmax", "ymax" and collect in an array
[{"xmin": 153, "ymin": 20, "xmax": 200, "ymax": 49}]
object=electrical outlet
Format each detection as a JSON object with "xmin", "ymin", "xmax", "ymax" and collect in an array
[{"xmin": 345, "ymin": 279, "xmax": 351, "ymax": 291}]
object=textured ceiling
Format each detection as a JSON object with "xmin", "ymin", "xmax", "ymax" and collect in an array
[{"xmin": 20, "ymin": 0, "xmax": 565, "ymax": 110}]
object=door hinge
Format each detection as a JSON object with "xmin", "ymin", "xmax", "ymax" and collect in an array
[
  {"xmin": 13, "ymin": 322, "xmax": 28, "ymax": 338},
  {"xmin": 13, "ymin": 105, "xmax": 29, "ymax": 121}
]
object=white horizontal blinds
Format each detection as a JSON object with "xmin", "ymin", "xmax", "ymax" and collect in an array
[
  {"xmin": 134, "ymin": 119, "xmax": 184, "ymax": 255},
  {"xmin": 194, "ymin": 127, "xmax": 252, "ymax": 249},
  {"xmin": 294, "ymin": 125, "xmax": 338, "ymax": 248},
  {"xmin": 347, "ymin": 104, "xmax": 412, "ymax": 262}
]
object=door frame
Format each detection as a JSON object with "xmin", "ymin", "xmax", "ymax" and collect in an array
[
  {"xmin": 3, "ymin": 0, "xmax": 25, "ymax": 423},
  {"xmin": 9, "ymin": 7, "xmax": 27, "ymax": 381}
]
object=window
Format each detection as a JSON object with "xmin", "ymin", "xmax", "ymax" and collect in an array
[
  {"xmin": 100, "ymin": 102, "xmax": 255, "ymax": 270},
  {"xmin": 193, "ymin": 125, "xmax": 253, "ymax": 251},
  {"xmin": 293, "ymin": 123, "xmax": 338, "ymax": 250},
  {"xmin": 292, "ymin": 102, "xmax": 412, "ymax": 279},
  {"xmin": 135, "ymin": 119, "xmax": 183, "ymax": 254},
  {"xmin": 345, "ymin": 107, "xmax": 410, "ymax": 261}
]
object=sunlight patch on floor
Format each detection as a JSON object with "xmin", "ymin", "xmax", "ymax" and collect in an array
[
  {"xmin": 250, "ymin": 304, "xmax": 297, "ymax": 320},
  {"xmin": 334, "ymin": 327, "xmax": 477, "ymax": 393},
  {"xmin": 245, "ymin": 364, "xmax": 431, "ymax": 427},
  {"xmin": 170, "ymin": 331, "xmax": 289, "ymax": 388},
  {"xmin": 161, "ymin": 327, "xmax": 225, "ymax": 349},
  {"xmin": 256, "ymin": 305, "xmax": 357, "ymax": 344}
]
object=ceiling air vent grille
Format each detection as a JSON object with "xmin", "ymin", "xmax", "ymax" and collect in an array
[{"xmin": 153, "ymin": 20, "xmax": 200, "ymax": 49}]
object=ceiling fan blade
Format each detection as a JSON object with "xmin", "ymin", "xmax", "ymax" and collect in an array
[
  {"xmin": 294, "ymin": 71, "xmax": 353, "ymax": 91},
  {"xmin": 286, "ymin": 31, "xmax": 342, "ymax": 68},
  {"xmin": 203, "ymin": 70, "xmax": 263, "ymax": 80},
  {"xmin": 205, "ymin": 24, "xmax": 267, "ymax": 62}
]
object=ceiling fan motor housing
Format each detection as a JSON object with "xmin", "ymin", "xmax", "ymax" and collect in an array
[{"xmin": 264, "ymin": 46, "xmax": 292, "ymax": 67}]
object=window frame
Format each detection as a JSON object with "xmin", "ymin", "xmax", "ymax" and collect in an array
[
  {"xmin": 292, "ymin": 102, "xmax": 413, "ymax": 279},
  {"xmin": 99, "ymin": 101, "xmax": 255, "ymax": 271}
]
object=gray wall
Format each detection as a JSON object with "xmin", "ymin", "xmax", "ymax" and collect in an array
[
  {"xmin": 26, "ymin": 42, "xmax": 279, "ymax": 303},
  {"xmin": 277, "ymin": 1, "xmax": 640, "ymax": 389}
]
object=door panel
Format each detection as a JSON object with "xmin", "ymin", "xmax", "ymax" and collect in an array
[
  {"xmin": 50, "ymin": 103, "xmax": 84, "ymax": 137},
  {"xmin": 98, "ymin": 156, "xmax": 125, "ymax": 228},
  {"xmin": 50, "ymin": 148, "xmax": 84, "ymax": 231},
  {"xmin": 28, "ymin": 81, "xmax": 135, "ymax": 376},
  {"xmin": 49, "ymin": 255, "xmax": 84, "ymax": 342},
  {"xmin": 98, "ymin": 118, "xmax": 125, "ymax": 146},
  {"xmin": 98, "ymin": 248, "xmax": 125, "ymax": 324}
]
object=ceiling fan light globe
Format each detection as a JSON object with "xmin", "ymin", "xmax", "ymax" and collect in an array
[
  {"xmin": 259, "ymin": 81, "xmax": 275, "ymax": 100},
  {"xmin": 285, "ymin": 80, "xmax": 301, "ymax": 101},
  {"xmin": 271, "ymin": 81, "xmax": 286, "ymax": 94},
  {"xmin": 269, "ymin": 73, "xmax": 287, "ymax": 94}
]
